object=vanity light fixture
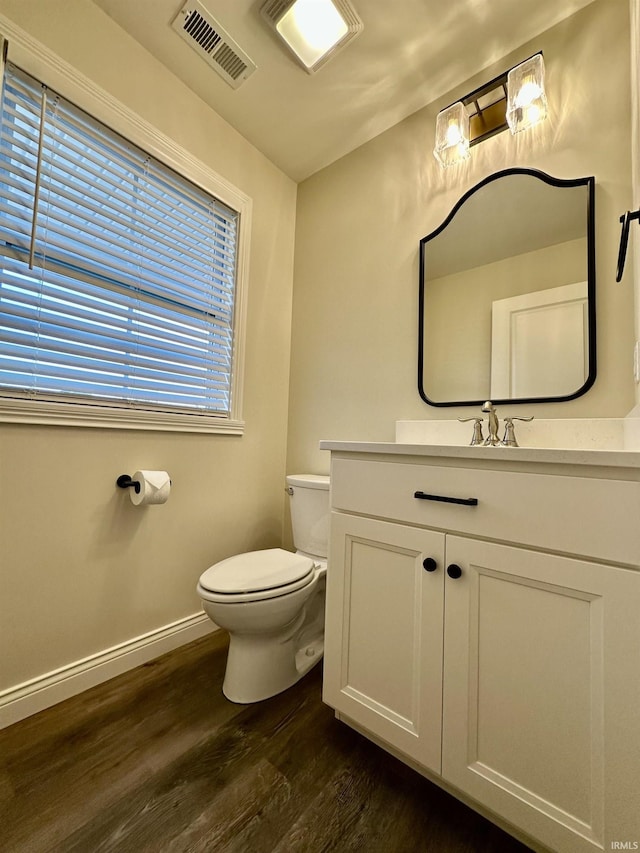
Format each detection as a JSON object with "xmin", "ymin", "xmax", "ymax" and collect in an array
[
  {"xmin": 260, "ymin": 0, "xmax": 363, "ymax": 74},
  {"xmin": 433, "ymin": 52, "xmax": 547, "ymax": 167}
]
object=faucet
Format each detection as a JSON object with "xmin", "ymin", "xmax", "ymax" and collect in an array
[
  {"xmin": 458, "ymin": 402, "xmax": 498, "ymax": 445},
  {"xmin": 481, "ymin": 401, "xmax": 501, "ymax": 446},
  {"xmin": 459, "ymin": 402, "xmax": 534, "ymax": 446}
]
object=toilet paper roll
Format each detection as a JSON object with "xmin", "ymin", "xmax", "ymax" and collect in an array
[{"xmin": 130, "ymin": 470, "xmax": 171, "ymax": 506}]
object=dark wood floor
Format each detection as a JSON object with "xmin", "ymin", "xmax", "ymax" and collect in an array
[{"xmin": 0, "ymin": 631, "xmax": 533, "ymax": 853}]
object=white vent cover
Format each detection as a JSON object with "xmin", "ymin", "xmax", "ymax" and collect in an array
[{"xmin": 171, "ymin": 1, "xmax": 257, "ymax": 89}]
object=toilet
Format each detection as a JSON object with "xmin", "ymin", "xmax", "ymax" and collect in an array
[{"xmin": 197, "ymin": 473, "xmax": 330, "ymax": 704}]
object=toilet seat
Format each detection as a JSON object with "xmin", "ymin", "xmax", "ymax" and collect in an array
[{"xmin": 198, "ymin": 548, "xmax": 316, "ymax": 604}]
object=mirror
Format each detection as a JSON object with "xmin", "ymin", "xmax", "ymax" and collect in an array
[{"xmin": 418, "ymin": 169, "xmax": 595, "ymax": 407}]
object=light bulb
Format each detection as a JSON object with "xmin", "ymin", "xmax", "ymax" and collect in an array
[
  {"xmin": 515, "ymin": 80, "xmax": 543, "ymax": 108},
  {"xmin": 445, "ymin": 124, "xmax": 464, "ymax": 146}
]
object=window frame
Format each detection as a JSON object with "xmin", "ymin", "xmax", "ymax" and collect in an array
[{"xmin": 0, "ymin": 21, "xmax": 251, "ymax": 434}]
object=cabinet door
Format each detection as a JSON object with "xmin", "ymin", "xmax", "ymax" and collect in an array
[
  {"xmin": 323, "ymin": 513, "xmax": 445, "ymax": 774},
  {"xmin": 442, "ymin": 536, "xmax": 640, "ymax": 853}
]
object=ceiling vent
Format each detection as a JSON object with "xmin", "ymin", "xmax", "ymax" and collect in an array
[{"xmin": 171, "ymin": 1, "xmax": 257, "ymax": 89}]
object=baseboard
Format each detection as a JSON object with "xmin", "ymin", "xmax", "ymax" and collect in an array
[{"xmin": 0, "ymin": 612, "xmax": 218, "ymax": 730}]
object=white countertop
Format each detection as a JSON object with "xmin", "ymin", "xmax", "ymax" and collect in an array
[{"xmin": 319, "ymin": 440, "xmax": 640, "ymax": 470}]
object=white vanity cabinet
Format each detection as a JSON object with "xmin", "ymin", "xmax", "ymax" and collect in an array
[{"xmin": 320, "ymin": 445, "xmax": 640, "ymax": 853}]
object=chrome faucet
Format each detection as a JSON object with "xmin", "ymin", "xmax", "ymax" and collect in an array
[
  {"xmin": 459, "ymin": 402, "xmax": 534, "ymax": 446},
  {"xmin": 481, "ymin": 401, "xmax": 501, "ymax": 446}
]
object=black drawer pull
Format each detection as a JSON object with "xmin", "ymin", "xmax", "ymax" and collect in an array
[{"xmin": 414, "ymin": 491, "xmax": 478, "ymax": 506}]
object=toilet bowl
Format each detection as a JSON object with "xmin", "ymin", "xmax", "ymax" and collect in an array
[{"xmin": 197, "ymin": 474, "xmax": 330, "ymax": 704}]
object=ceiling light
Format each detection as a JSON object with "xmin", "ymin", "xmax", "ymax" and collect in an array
[{"xmin": 261, "ymin": 0, "xmax": 363, "ymax": 74}]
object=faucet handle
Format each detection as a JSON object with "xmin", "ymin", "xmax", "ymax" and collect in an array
[
  {"xmin": 458, "ymin": 416, "xmax": 484, "ymax": 446},
  {"xmin": 501, "ymin": 415, "xmax": 534, "ymax": 447}
]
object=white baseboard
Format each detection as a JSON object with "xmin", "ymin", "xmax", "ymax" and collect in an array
[{"xmin": 0, "ymin": 612, "xmax": 218, "ymax": 730}]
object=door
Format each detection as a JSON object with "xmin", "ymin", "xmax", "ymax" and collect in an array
[
  {"xmin": 442, "ymin": 536, "xmax": 640, "ymax": 853},
  {"xmin": 490, "ymin": 281, "xmax": 588, "ymax": 398},
  {"xmin": 322, "ymin": 513, "xmax": 445, "ymax": 774}
]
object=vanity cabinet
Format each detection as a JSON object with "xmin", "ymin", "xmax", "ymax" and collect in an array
[{"xmin": 321, "ymin": 448, "xmax": 640, "ymax": 853}]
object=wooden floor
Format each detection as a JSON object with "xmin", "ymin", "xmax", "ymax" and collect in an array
[{"xmin": 0, "ymin": 631, "xmax": 533, "ymax": 853}]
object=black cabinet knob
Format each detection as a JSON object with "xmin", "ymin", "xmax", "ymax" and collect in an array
[
  {"xmin": 447, "ymin": 564, "xmax": 463, "ymax": 579},
  {"xmin": 423, "ymin": 557, "xmax": 438, "ymax": 572}
]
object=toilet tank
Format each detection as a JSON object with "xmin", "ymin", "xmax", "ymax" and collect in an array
[{"xmin": 286, "ymin": 474, "xmax": 330, "ymax": 560}]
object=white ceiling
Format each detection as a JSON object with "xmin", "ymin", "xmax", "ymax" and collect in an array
[{"xmin": 92, "ymin": 0, "xmax": 598, "ymax": 182}]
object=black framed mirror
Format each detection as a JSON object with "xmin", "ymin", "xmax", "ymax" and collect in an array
[{"xmin": 418, "ymin": 169, "xmax": 596, "ymax": 407}]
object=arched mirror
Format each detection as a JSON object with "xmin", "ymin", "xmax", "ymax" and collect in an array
[{"xmin": 418, "ymin": 169, "xmax": 595, "ymax": 407}]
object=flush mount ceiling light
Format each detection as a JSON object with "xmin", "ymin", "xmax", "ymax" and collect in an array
[
  {"xmin": 260, "ymin": 0, "xmax": 363, "ymax": 74},
  {"xmin": 433, "ymin": 53, "xmax": 547, "ymax": 167}
]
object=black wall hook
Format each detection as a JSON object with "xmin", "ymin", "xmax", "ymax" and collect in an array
[
  {"xmin": 116, "ymin": 474, "xmax": 140, "ymax": 494},
  {"xmin": 616, "ymin": 209, "xmax": 640, "ymax": 282}
]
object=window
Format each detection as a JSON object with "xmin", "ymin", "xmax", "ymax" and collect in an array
[{"xmin": 0, "ymin": 61, "xmax": 248, "ymax": 432}]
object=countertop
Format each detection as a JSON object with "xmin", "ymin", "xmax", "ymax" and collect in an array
[{"xmin": 319, "ymin": 440, "xmax": 640, "ymax": 472}]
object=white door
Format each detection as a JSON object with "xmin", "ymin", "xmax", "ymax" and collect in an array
[
  {"xmin": 442, "ymin": 536, "xmax": 640, "ymax": 853},
  {"xmin": 490, "ymin": 281, "xmax": 588, "ymax": 398},
  {"xmin": 322, "ymin": 513, "xmax": 445, "ymax": 774}
]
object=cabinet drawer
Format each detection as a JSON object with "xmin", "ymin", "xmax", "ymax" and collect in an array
[{"xmin": 330, "ymin": 457, "xmax": 640, "ymax": 565}]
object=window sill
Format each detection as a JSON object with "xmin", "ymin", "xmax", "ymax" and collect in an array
[{"xmin": 0, "ymin": 398, "xmax": 245, "ymax": 434}]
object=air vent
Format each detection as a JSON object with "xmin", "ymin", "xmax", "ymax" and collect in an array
[{"xmin": 171, "ymin": 1, "xmax": 257, "ymax": 89}]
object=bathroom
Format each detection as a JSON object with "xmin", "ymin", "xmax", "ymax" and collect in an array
[{"xmin": 0, "ymin": 0, "xmax": 637, "ymax": 850}]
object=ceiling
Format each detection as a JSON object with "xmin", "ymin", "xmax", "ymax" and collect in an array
[{"xmin": 92, "ymin": 0, "xmax": 598, "ymax": 182}]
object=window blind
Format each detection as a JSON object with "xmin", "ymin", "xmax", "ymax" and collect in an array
[{"xmin": 0, "ymin": 62, "xmax": 239, "ymax": 417}]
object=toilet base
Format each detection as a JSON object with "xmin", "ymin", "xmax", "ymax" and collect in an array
[
  {"xmin": 223, "ymin": 626, "xmax": 324, "ymax": 704},
  {"xmin": 200, "ymin": 565, "xmax": 327, "ymax": 704}
]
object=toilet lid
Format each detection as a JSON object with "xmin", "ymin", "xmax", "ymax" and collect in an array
[{"xmin": 199, "ymin": 548, "xmax": 315, "ymax": 595}]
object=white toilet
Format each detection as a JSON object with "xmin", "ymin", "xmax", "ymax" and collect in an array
[{"xmin": 197, "ymin": 473, "xmax": 330, "ymax": 704}]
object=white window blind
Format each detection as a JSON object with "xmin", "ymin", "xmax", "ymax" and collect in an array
[{"xmin": 0, "ymin": 62, "xmax": 240, "ymax": 419}]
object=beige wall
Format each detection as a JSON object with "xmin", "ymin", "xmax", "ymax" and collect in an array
[
  {"xmin": 0, "ymin": 1, "xmax": 297, "ymax": 691},
  {"xmin": 287, "ymin": 0, "xmax": 634, "ymax": 477}
]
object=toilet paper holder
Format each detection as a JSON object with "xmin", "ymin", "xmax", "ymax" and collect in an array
[{"xmin": 116, "ymin": 474, "xmax": 141, "ymax": 494}]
